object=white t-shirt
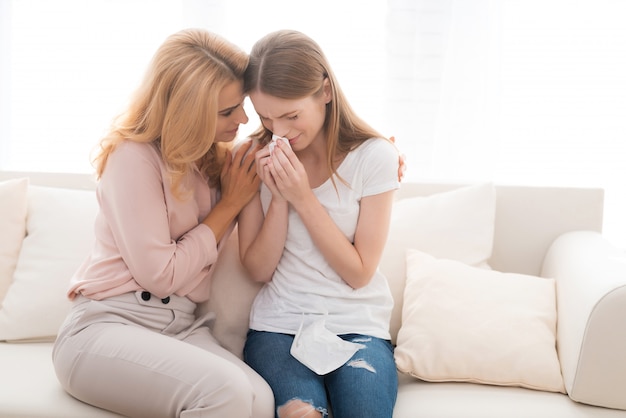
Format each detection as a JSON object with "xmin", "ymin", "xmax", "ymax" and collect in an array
[{"xmin": 249, "ymin": 137, "xmax": 400, "ymax": 340}]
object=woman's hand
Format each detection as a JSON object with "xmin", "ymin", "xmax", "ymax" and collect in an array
[
  {"xmin": 220, "ymin": 141, "xmax": 261, "ymax": 210},
  {"xmin": 254, "ymin": 142, "xmax": 287, "ymax": 203},
  {"xmin": 266, "ymin": 140, "xmax": 313, "ymax": 207},
  {"xmin": 202, "ymin": 141, "xmax": 261, "ymax": 242},
  {"xmin": 389, "ymin": 136, "xmax": 407, "ymax": 182}
]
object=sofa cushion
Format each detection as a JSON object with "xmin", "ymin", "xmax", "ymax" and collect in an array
[
  {"xmin": 0, "ymin": 342, "xmax": 124, "ymax": 417},
  {"xmin": 395, "ymin": 249, "xmax": 565, "ymax": 393},
  {"xmin": 0, "ymin": 186, "xmax": 98, "ymax": 341},
  {"xmin": 381, "ymin": 183, "xmax": 496, "ymax": 343},
  {"xmin": 198, "ymin": 228, "xmax": 264, "ymax": 359},
  {"xmin": 0, "ymin": 178, "xmax": 29, "ymax": 304},
  {"xmin": 393, "ymin": 373, "xmax": 608, "ymax": 418}
]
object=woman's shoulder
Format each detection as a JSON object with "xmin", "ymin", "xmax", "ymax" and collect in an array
[
  {"xmin": 350, "ymin": 138, "xmax": 400, "ymax": 189},
  {"xmin": 114, "ymin": 139, "xmax": 158, "ymax": 155},
  {"xmin": 110, "ymin": 140, "xmax": 160, "ymax": 164},
  {"xmin": 105, "ymin": 140, "xmax": 163, "ymax": 178},
  {"xmin": 355, "ymin": 137, "xmax": 398, "ymax": 161}
]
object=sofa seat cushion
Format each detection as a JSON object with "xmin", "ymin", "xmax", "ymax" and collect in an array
[
  {"xmin": 1, "ymin": 341, "xmax": 623, "ymax": 418},
  {"xmin": 393, "ymin": 374, "xmax": 625, "ymax": 418},
  {"xmin": 0, "ymin": 342, "xmax": 124, "ymax": 417}
]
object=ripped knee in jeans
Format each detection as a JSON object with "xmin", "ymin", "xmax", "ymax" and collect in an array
[{"xmin": 277, "ymin": 398, "xmax": 326, "ymax": 418}]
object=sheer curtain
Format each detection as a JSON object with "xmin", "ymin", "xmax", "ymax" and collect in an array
[
  {"xmin": 1, "ymin": 0, "xmax": 625, "ymax": 248},
  {"xmin": 0, "ymin": 0, "xmax": 387, "ymax": 173},
  {"xmin": 385, "ymin": 0, "xmax": 501, "ymax": 180},
  {"xmin": 386, "ymin": 0, "xmax": 626, "ymax": 248}
]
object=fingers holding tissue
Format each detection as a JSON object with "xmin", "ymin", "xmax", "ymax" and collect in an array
[{"xmin": 269, "ymin": 134, "xmax": 291, "ymax": 155}]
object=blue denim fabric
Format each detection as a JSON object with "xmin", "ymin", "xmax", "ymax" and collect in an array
[{"xmin": 244, "ymin": 330, "xmax": 398, "ymax": 418}]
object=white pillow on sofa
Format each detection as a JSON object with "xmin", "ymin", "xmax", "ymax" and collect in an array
[
  {"xmin": 0, "ymin": 178, "xmax": 29, "ymax": 304},
  {"xmin": 0, "ymin": 186, "xmax": 98, "ymax": 341},
  {"xmin": 395, "ymin": 249, "xmax": 565, "ymax": 393},
  {"xmin": 381, "ymin": 183, "xmax": 496, "ymax": 343}
]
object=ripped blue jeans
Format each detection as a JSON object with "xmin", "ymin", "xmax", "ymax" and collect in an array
[{"xmin": 244, "ymin": 330, "xmax": 398, "ymax": 418}]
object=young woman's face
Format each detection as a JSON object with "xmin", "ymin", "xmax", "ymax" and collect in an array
[
  {"xmin": 249, "ymin": 87, "xmax": 330, "ymax": 151},
  {"xmin": 214, "ymin": 80, "xmax": 248, "ymax": 143}
]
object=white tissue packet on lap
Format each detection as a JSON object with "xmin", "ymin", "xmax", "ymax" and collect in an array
[
  {"xmin": 269, "ymin": 134, "xmax": 291, "ymax": 155},
  {"xmin": 290, "ymin": 319, "xmax": 365, "ymax": 375}
]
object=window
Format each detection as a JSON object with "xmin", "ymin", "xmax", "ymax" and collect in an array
[
  {"xmin": 0, "ymin": 0, "xmax": 387, "ymax": 173},
  {"xmin": 1, "ymin": 0, "xmax": 625, "ymax": 248}
]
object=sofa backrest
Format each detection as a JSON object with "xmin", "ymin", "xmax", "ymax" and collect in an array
[
  {"xmin": 394, "ymin": 182, "xmax": 604, "ymax": 276},
  {"xmin": 0, "ymin": 171, "xmax": 604, "ymax": 277},
  {"xmin": 0, "ymin": 171, "xmax": 604, "ymax": 351}
]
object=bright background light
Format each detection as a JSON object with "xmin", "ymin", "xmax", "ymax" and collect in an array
[{"xmin": 1, "ymin": 0, "xmax": 624, "ymax": 249}]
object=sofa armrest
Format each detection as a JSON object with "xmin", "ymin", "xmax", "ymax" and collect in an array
[{"xmin": 542, "ymin": 231, "xmax": 626, "ymax": 410}]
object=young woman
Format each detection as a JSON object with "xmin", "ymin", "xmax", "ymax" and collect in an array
[
  {"xmin": 52, "ymin": 29, "xmax": 273, "ymax": 418},
  {"xmin": 238, "ymin": 30, "xmax": 400, "ymax": 418}
]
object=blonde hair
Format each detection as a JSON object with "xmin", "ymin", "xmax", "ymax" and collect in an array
[
  {"xmin": 92, "ymin": 28, "xmax": 248, "ymax": 195},
  {"xmin": 244, "ymin": 29, "xmax": 384, "ymax": 184}
]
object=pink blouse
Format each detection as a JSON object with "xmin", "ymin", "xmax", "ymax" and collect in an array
[{"xmin": 68, "ymin": 140, "xmax": 229, "ymax": 303}]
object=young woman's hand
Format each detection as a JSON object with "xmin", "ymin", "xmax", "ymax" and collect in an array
[
  {"xmin": 254, "ymin": 142, "xmax": 287, "ymax": 203},
  {"xmin": 266, "ymin": 140, "xmax": 313, "ymax": 207}
]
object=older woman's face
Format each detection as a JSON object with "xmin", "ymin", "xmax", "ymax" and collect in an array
[{"xmin": 214, "ymin": 80, "xmax": 248, "ymax": 143}]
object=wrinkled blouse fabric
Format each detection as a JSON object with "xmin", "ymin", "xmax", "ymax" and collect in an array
[{"xmin": 68, "ymin": 140, "xmax": 229, "ymax": 303}]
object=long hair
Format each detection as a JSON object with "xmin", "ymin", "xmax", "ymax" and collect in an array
[
  {"xmin": 92, "ymin": 28, "xmax": 248, "ymax": 196},
  {"xmin": 244, "ymin": 29, "xmax": 385, "ymax": 185}
]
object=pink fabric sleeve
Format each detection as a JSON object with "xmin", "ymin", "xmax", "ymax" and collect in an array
[{"xmin": 94, "ymin": 143, "xmax": 218, "ymax": 299}]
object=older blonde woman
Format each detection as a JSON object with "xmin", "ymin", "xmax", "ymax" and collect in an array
[{"xmin": 52, "ymin": 29, "xmax": 273, "ymax": 418}]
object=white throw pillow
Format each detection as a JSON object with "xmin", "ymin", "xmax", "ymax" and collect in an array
[
  {"xmin": 0, "ymin": 178, "xmax": 29, "ymax": 305},
  {"xmin": 0, "ymin": 186, "xmax": 98, "ymax": 341},
  {"xmin": 395, "ymin": 249, "xmax": 565, "ymax": 393},
  {"xmin": 381, "ymin": 183, "xmax": 496, "ymax": 343}
]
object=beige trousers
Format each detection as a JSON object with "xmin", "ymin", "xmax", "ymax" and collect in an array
[{"xmin": 52, "ymin": 291, "xmax": 274, "ymax": 418}]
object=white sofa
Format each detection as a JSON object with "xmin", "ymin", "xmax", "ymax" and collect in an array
[{"xmin": 1, "ymin": 170, "xmax": 625, "ymax": 418}]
